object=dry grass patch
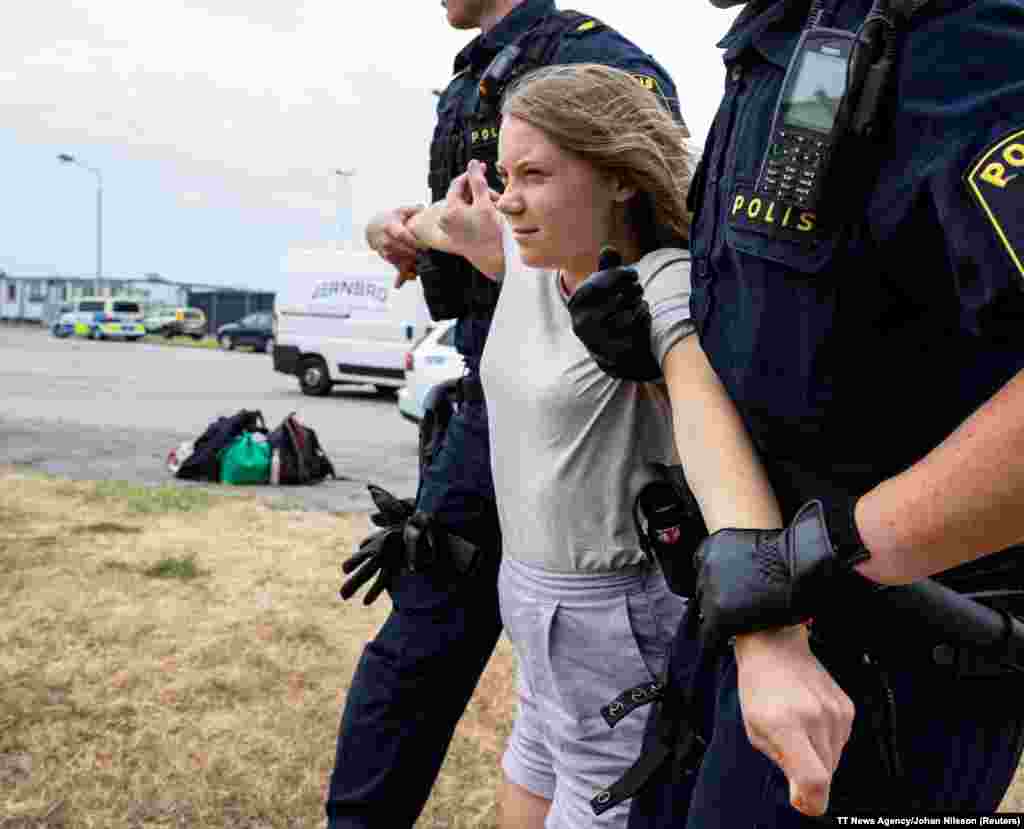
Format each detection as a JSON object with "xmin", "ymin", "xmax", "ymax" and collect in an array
[{"xmin": 0, "ymin": 469, "xmax": 515, "ymax": 828}]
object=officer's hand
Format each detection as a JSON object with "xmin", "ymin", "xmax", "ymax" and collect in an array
[
  {"xmin": 733, "ymin": 626, "xmax": 855, "ymax": 817},
  {"xmin": 403, "ymin": 510, "xmax": 440, "ymax": 574},
  {"xmin": 340, "ymin": 525, "xmax": 405, "ymax": 606},
  {"xmin": 367, "ymin": 483, "xmax": 415, "ymax": 528},
  {"xmin": 438, "ymin": 159, "xmax": 504, "ymax": 276},
  {"xmin": 567, "ymin": 247, "xmax": 662, "ymax": 381},
  {"xmin": 366, "ymin": 205, "xmax": 424, "ymax": 278},
  {"xmin": 692, "ymin": 500, "xmax": 867, "ymax": 646}
]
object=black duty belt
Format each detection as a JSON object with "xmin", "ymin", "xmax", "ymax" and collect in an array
[{"xmin": 457, "ymin": 376, "xmax": 486, "ymax": 405}]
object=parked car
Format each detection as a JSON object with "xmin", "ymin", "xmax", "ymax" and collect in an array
[
  {"xmin": 51, "ymin": 303, "xmax": 75, "ymax": 338},
  {"xmin": 144, "ymin": 307, "xmax": 208, "ymax": 339},
  {"xmin": 60, "ymin": 297, "xmax": 146, "ymax": 341},
  {"xmin": 217, "ymin": 312, "xmax": 274, "ymax": 352},
  {"xmin": 397, "ymin": 320, "xmax": 464, "ymax": 424}
]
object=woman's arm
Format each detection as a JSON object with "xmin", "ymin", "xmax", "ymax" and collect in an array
[
  {"xmin": 662, "ymin": 335, "xmax": 780, "ymax": 532},
  {"xmin": 662, "ymin": 335, "xmax": 853, "ymax": 818},
  {"xmin": 404, "ymin": 160, "xmax": 506, "ymax": 280}
]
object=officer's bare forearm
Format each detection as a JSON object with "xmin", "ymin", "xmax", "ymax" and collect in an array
[
  {"xmin": 663, "ymin": 336, "xmax": 782, "ymax": 533},
  {"xmin": 856, "ymin": 367, "xmax": 1024, "ymax": 585}
]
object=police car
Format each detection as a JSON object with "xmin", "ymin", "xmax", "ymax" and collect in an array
[
  {"xmin": 397, "ymin": 320, "xmax": 464, "ymax": 424},
  {"xmin": 58, "ymin": 297, "xmax": 146, "ymax": 341}
]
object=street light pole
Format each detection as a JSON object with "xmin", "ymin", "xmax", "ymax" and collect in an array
[
  {"xmin": 333, "ymin": 168, "xmax": 356, "ymax": 248},
  {"xmin": 57, "ymin": 153, "xmax": 104, "ymax": 296}
]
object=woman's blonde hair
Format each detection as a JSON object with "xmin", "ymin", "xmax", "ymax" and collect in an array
[{"xmin": 501, "ymin": 63, "xmax": 693, "ymax": 248}]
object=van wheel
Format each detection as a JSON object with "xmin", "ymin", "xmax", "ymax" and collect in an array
[
  {"xmin": 299, "ymin": 357, "xmax": 332, "ymax": 396},
  {"xmin": 374, "ymin": 385, "xmax": 399, "ymax": 398},
  {"xmin": 219, "ymin": 334, "xmax": 234, "ymax": 350}
]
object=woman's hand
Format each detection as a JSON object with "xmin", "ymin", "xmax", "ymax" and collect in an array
[
  {"xmin": 436, "ymin": 159, "xmax": 505, "ymax": 278},
  {"xmin": 733, "ymin": 626, "xmax": 855, "ymax": 817}
]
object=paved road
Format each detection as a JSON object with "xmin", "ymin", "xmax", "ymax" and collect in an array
[{"xmin": 0, "ymin": 325, "xmax": 422, "ymax": 513}]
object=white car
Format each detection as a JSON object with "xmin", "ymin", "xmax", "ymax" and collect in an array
[{"xmin": 397, "ymin": 320, "xmax": 465, "ymax": 424}]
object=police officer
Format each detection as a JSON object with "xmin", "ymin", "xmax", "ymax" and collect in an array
[
  {"xmin": 566, "ymin": 0, "xmax": 1024, "ymax": 824},
  {"xmin": 324, "ymin": 3, "xmax": 681, "ymax": 827}
]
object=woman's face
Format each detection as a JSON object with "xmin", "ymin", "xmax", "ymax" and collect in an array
[{"xmin": 495, "ymin": 115, "xmax": 631, "ymax": 278}]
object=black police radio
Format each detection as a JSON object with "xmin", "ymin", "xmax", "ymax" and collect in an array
[
  {"xmin": 757, "ymin": 0, "xmax": 911, "ymax": 224},
  {"xmin": 756, "ymin": 26, "xmax": 856, "ymax": 212}
]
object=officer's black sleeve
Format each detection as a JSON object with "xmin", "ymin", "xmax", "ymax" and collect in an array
[
  {"xmin": 872, "ymin": 1, "xmax": 1024, "ymax": 345},
  {"xmin": 549, "ymin": 28, "xmax": 684, "ymax": 125}
]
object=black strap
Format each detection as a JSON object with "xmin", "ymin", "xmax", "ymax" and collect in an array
[
  {"xmin": 601, "ymin": 679, "xmax": 664, "ymax": 728},
  {"xmin": 591, "ymin": 691, "xmax": 707, "ymax": 816}
]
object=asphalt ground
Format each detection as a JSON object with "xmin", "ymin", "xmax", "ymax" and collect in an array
[{"xmin": 0, "ymin": 324, "xmax": 422, "ymax": 513}]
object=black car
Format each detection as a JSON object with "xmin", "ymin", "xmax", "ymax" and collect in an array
[{"xmin": 217, "ymin": 312, "xmax": 274, "ymax": 352}]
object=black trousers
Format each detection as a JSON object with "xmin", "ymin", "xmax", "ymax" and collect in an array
[
  {"xmin": 326, "ymin": 401, "xmax": 502, "ymax": 828},
  {"xmin": 628, "ymin": 611, "xmax": 1024, "ymax": 828}
]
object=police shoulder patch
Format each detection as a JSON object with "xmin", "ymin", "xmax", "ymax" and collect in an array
[
  {"xmin": 631, "ymin": 74, "xmax": 663, "ymax": 99},
  {"xmin": 965, "ymin": 127, "xmax": 1024, "ymax": 280}
]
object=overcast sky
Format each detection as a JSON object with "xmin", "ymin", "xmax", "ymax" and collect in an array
[{"xmin": 2, "ymin": 1, "xmax": 740, "ymax": 291}]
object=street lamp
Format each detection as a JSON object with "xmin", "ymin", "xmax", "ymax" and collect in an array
[
  {"xmin": 333, "ymin": 168, "xmax": 357, "ymax": 248},
  {"xmin": 57, "ymin": 153, "xmax": 103, "ymax": 296}
]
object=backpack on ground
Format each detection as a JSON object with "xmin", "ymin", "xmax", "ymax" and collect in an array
[
  {"xmin": 219, "ymin": 432, "xmax": 272, "ymax": 485},
  {"xmin": 267, "ymin": 412, "xmax": 337, "ymax": 486},
  {"xmin": 175, "ymin": 409, "xmax": 267, "ymax": 482}
]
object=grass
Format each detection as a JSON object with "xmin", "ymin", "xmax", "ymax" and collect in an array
[
  {"xmin": 0, "ymin": 468, "xmax": 515, "ymax": 828},
  {"xmin": 6, "ymin": 468, "xmax": 1024, "ymax": 826},
  {"xmin": 140, "ymin": 334, "xmax": 265, "ymax": 353},
  {"xmin": 140, "ymin": 334, "xmax": 219, "ymax": 350},
  {"xmin": 79, "ymin": 480, "xmax": 216, "ymax": 515}
]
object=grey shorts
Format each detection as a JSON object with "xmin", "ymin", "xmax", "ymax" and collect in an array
[{"xmin": 498, "ymin": 556, "xmax": 687, "ymax": 829}]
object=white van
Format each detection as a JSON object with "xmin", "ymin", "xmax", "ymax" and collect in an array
[{"xmin": 273, "ymin": 246, "xmax": 434, "ymax": 396}]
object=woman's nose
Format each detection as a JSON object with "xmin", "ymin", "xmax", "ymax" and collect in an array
[{"xmin": 496, "ymin": 189, "xmax": 522, "ymax": 215}]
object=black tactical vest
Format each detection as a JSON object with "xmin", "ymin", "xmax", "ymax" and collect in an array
[{"xmin": 418, "ymin": 10, "xmax": 606, "ymax": 323}]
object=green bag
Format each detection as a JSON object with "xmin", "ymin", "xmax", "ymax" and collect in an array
[{"xmin": 219, "ymin": 432, "xmax": 271, "ymax": 485}]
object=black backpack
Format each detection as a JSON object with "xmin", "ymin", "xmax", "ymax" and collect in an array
[
  {"xmin": 176, "ymin": 409, "xmax": 268, "ymax": 482},
  {"xmin": 268, "ymin": 413, "xmax": 337, "ymax": 485}
]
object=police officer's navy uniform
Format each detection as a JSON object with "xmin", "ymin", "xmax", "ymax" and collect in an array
[
  {"xmin": 325, "ymin": 2, "xmax": 679, "ymax": 826},
  {"xmin": 624, "ymin": 0, "xmax": 1024, "ymax": 825}
]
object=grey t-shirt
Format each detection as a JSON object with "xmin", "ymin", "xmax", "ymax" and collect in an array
[{"xmin": 480, "ymin": 219, "xmax": 695, "ymax": 572}]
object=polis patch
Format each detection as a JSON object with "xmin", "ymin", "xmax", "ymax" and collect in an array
[
  {"xmin": 728, "ymin": 185, "xmax": 820, "ymax": 243},
  {"xmin": 965, "ymin": 127, "xmax": 1024, "ymax": 280},
  {"xmin": 470, "ymin": 122, "xmax": 499, "ymax": 146}
]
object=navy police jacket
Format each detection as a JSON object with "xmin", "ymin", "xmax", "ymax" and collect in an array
[
  {"xmin": 436, "ymin": 0, "xmax": 680, "ymax": 375},
  {"xmin": 692, "ymin": 0, "xmax": 1024, "ymax": 587}
]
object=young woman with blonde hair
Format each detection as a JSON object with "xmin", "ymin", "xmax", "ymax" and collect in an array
[{"xmin": 403, "ymin": 64, "xmax": 843, "ymax": 828}]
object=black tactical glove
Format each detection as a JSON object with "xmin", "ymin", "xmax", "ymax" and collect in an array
[
  {"xmin": 403, "ymin": 510, "xmax": 441, "ymax": 574},
  {"xmin": 339, "ymin": 484, "xmax": 416, "ymax": 605},
  {"xmin": 404, "ymin": 509, "xmax": 483, "ymax": 577},
  {"xmin": 567, "ymin": 247, "xmax": 662, "ymax": 382},
  {"xmin": 692, "ymin": 497, "xmax": 871, "ymax": 646}
]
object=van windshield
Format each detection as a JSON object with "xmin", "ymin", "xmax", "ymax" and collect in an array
[{"xmin": 113, "ymin": 302, "xmax": 141, "ymax": 313}]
